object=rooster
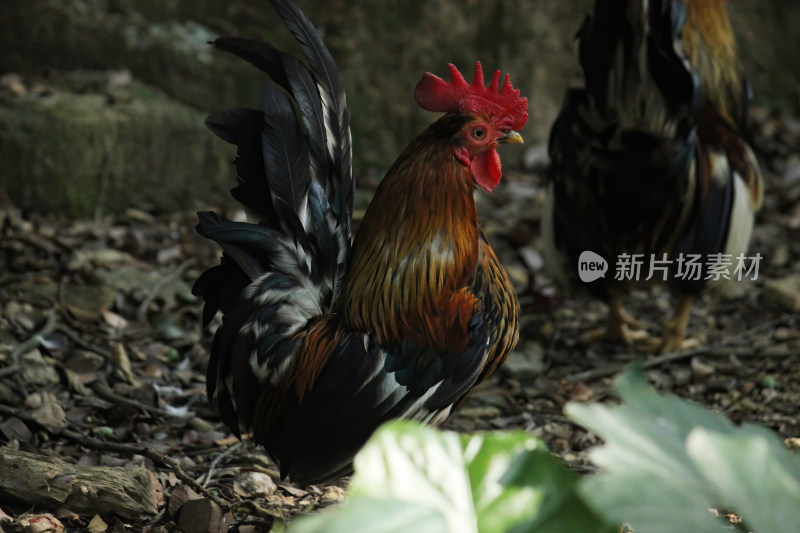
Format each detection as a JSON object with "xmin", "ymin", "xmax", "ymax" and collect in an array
[
  {"xmin": 543, "ymin": 0, "xmax": 763, "ymax": 352},
  {"xmin": 193, "ymin": 0, "xmax": 526, "ymax": 484}
]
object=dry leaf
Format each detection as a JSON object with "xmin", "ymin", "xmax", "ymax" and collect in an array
[
  {"xmin": 110, "ymin": 342, "xmax": 140, "ymax": 387},
  {"xmin": 168, "ymin": 486, "xmax": 201, "ymax": 517},
  {"xmin": 86, "ymin": 515, "xmax": 108, "ymax": 533},
  {"xmin": 0, "ymin": 417, "xmax": 32, "ymax": 443},
  {"xmin": 101, "ymin": 309, "xmax": 128, "ymax": 330}
]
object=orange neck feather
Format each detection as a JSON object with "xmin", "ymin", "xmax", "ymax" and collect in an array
[
  {"xmin": 683, "ymin": 0, "xmax": 743, "ymax": 125},
  {"xmin": 341, "ymin": 117, "xmax": 481, "ymax": 348}
]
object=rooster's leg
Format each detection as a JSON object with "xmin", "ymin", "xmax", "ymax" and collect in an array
[
  {"xmin": 581, "ymin": 292, "xmax": 650, "ymax": 346},
  {"xmin": 656, "ymin": 295, "xmax": 698, "ymax": 353}
]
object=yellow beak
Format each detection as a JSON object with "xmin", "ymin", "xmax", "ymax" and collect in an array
[{"xmin": 498, "ymin": 130, "xmax": 524, "ymax": 144}]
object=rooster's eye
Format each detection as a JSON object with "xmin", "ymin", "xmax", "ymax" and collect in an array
[{"xmin": 472, "ymin": 127, "xmax": 486, "ymax": 140}]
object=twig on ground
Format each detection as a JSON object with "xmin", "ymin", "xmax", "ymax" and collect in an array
[
  {"xmin": 91, "ymin": 381, "xmax": 193, "ymax": 420},
  {"xmin": 248, "ymin": 463, "xmax": 282, "ymax": 481},
  {"xmin": 54, "ymin": 323, "xmax": 113, "ymax": 358},
  {"xmin": 136, "ymin": 258, "xmax": 196, "ymax": 323},
  {"xmin": 566, "ymin": 314, "xmax": 800, "ymax": 383},
  {"xmin": 0, "ymin": 403, "xmax": 226, "ymax": 509},
  {"xmin": 0, "ymin": 365, "xmax": 20, "ymax": 378},
  {"xmin": 230, "ymin": 500, "xmax": 278, "ymax": 523},
  {"xmin": 202, "ymin": 440, "xmax": 243, "ymax": 487},
  {"xmin": 9, "ymin": 310, "xmax": 56, "ymax": 363}
]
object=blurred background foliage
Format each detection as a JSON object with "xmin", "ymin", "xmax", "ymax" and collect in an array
[{"xmin": 1, "ymin": 0, "xmax": 798, "ymax": 216}]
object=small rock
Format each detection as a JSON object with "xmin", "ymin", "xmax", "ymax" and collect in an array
[
  {"xmin": 234, "ymin": 472, "xmax": 277, "ymax": 499},
  {"xmin": 26, "ymin": 392, "xmax": 68, "ymax": 431},
  {"xmin": 690, "ymin": 357, "xmax": 715, "ymax": 378},
  {"xmin": 177, "ymin": 498, "xmax": 222, "ymax": 533},
  {"xmin": 168, "ymin": 486, "xmax": 201, "ymax": 517},
  {"xmin": 763, "ymin": 274, "xmax": 800, "ymax": 312},
  {"xmin": 179, "ymin": 456, "xmax": 197, "ymax": 471},
  {"xmin": 14, "ymin": 513, "xmax": 65, "ymax": 533},
  {"xmin": 142, "ymin": 364, "xmax": 163, "ymax": 379},
  {"xmin": 323, "ymin": 485, "xmax": 346, "ymax": 503},
  {"xmin": 20, "ymin": 350, "xmax": 60, "ymax": 385}
]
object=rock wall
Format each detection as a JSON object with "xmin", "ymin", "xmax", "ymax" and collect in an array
[{"xmin": 1, "ymin": 0, "xmax": 797, "ymax": 215}]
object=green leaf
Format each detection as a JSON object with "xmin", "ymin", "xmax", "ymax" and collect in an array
[
  {"xmin": 289, "ymin": 420, "xmax": 585, "ymax": 533},
  {"xmin": 687, "ymin": 427, "xmax": 800, "ymax": 533},
  {"xmin": 346, "ymin": 420, "xmax": 480, "ymax": 533},
  {"xmin": 459, "ymin": 431, "xmax": 546, "ymax": 532},
  {"xmin": 567, "ymin": 363, "xmax": 800, "ymax": 533},
  {"xmin": 502, "ymin": 448, "xmax": 616, "ymax": 533},
  {"xmin": 288, "ymin": 497, "xmax": 447, "ymax": 533}
]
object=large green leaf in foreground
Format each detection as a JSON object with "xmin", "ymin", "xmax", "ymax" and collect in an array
[
  {"xmin": 567, "ymin": 365, "xmax": 800, "ymax": 533},
  {"xmin": 288, "ymin": 420, "xmax": 611, "ymax": 533}
]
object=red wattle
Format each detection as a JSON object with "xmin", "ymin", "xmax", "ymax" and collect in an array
[{"xmin": 470, "ymin": 147, "xmax": 502, "ymax": 191}]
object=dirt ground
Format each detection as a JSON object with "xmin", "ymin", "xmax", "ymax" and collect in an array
[{"xmin": 0, "ymin": 106, "xmax": 798, "ymax": 532}]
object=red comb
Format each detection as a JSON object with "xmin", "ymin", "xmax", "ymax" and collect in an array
[{"xmin": 414, "ymin": 61, "xmax": 528, "ymax": 131}]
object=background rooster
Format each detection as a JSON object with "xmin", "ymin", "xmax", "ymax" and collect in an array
[
  {"xmin": 193, "ymin": 0, "xmax": 526, "ymax": 484},
  {"xmin": 543, "ymin": 0, "xmax": 763, "ymax": 352}
]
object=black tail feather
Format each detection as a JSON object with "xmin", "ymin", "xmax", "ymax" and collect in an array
[
  {"xmin": 548, "ymin": 0, "xmax": 704, "ymax": 299},
  {"xmin": 267, "ymin": 0, "xmax": 353, "ymax": 228},
  {"xmin": 212, "ymin": 36, "xmax": 331, "ymax": 214},
  {"xmin": 195, "ymin": 0, "xmax": 359, "ymax": 479},
  {"xmin": 578, "ymin": 0, "xmax": 698, "ymax": 121},
  {"xmin": 199, "ymin": 0, "xmax": 354, "ymax": 308},
  {"xmin": 212, "ymin": 37, "xmax": 293, "ymax": 93},
  {"xmin": 205, "ymin": 108, "xmax": 277, "ymax": 227},
  {"xmin": 260, "ymin": 84, "xmax": 312, "ymax": 225}
]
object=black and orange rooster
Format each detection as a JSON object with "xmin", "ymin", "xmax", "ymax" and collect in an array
[
  {"xmin": 543, "ymin": 0, "xmax": 763, "ymax": 352},
  {"xmin": 193, "ymin": 0, "xmax": 526, "ymax": 484}
]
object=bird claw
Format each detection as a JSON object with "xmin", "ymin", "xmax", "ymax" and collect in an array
[
  {"xmin": 579, "ymin": 322, "xmax": 651, "ymax": 347},
  {"xmin": 652, "ymin": 331, "xmax": 701, "ymax": 354},
  {"xmin": 617, "ymin": 307, "xmax": 645, "ymax": 330},
  {"xmin": 651, "ymin": 296, "xmax": 696, "ymax": 353}
]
